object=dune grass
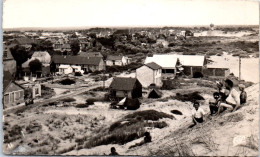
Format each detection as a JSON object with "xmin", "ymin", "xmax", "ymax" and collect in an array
[{"xmin": 82, "ymin": 110, "xmax": 174, "ymax": 149}]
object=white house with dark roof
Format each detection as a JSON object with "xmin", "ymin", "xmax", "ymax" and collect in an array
[
  {"xmin": 52, "ymin": 55, "xmax": 105, "ymax": 74},
  {"xmin": 106, "ymin": 55, "xmax": 131, "ymax": 66},
  {"xmin": 136, "ymin": 62, "xmax": 162, "ymax": 88},
  {"xmin": 144, "ymin": 54, "xmax": 206, "ymax": 77}
]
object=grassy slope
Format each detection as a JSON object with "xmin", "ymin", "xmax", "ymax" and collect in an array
[{"xmin": 126, "ymin": 84, "xmax": 259, "ymax": 156}]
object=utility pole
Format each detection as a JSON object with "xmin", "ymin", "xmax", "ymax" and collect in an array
[{"xmin": 239, "ymin": 55, "xmax": 241, "ymax": 81}]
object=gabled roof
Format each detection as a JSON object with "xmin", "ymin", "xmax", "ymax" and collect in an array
[
  {"xmin": 145, "ymin": 62, "xmax": 161, "ymax": 70},
  {"xmin": 32, "ymin": 51, "xmax": 50, "ymax": 58},
  {"xmin": 22, "ymin": 51, "xmax": 51, "ymax": 68},
  {"xmin": 13, "ymin": 37, "xmax": 35, "ymax": 45},
  {"xmin": 52, "ymin": 55, "xmax": 102, "ymax": 66},
  {"xmin": 109, "ymin": 77, "xmax": 139, "ymax": 91},
  {"xmin": 107, "ymin": 55, "xmax": 123, "ymax": 61},
  {"xmin": 3, "ymin": 71, "xmax": 14, "ymax": 92}
]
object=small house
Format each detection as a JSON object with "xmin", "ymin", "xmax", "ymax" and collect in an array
[
  {"xmin": 52, "ymin": 55, "xmax": 105, "ymax": 74},
  {"xmin": 3, "ymin": 71, "xmax": 24, "ymax": 109},
  {"xmin": 109, "ymin": 77, "xmax": 142, "ymax": 100},
  {"xmin": 144, "ymin": 54, "xmax": 206, "ymax": 77},
  {"xmin": 106, "ymin": 55, "xmax": 131, "ymax": 66},
  {"xmin": 136, "ymin": 62, "xmax": 162, "ymax": 88},
  {"xmin": 22, "ymin": 51, "xmax": 51, "ymax": 76}
]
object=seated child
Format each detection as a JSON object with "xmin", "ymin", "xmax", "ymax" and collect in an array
[
  {"xmin": 209, "ymin": 92, "xmax": 221, "ymax": 115},
  {"xmin": 189, "ymin": 101, "xmax": 205, "ymax": 128}
]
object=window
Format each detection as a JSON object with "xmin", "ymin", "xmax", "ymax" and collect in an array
[
  {"xmin": 3, "ymin": 51, "xmax": 7, "ymax": 58},
  {"xmin": 15, "ymin": 92, "xmax": 19, "ymax": 100},
  {"xmin": 20, "ymin": 91, "xmax": 24, "ymax": 98},
  {"xmin": 10, "ymin": 93, "xmax": 14, "ymax": 103},
  {"xmin": 35, "ymin": 87, "xmax": 39, "ymax": 95},
  {"xmin": 4, "ymin": 94, "xmax": 9, "ymax": 104}
]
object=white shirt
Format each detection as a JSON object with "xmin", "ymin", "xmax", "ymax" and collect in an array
[
  {"xmin": 192, "ymin": 107, "xmax": 205, "ymax": 119},
  {"xmin": 226, "ymin": 88, "xmax": 240, "ymax": 105}
]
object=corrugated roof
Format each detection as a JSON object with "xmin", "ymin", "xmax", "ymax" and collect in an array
[
  {"xmin": 107, "ymin": 55, "xmax": 123, "ymax": 61},
  {"xmin": 109, "ymin": 77, "xmax": 138, "ymax": 91},
  {"xmin": 52, "ymin": 55, "xmax": 102, "ymax": 66},
  {"xmin": 145, "ymin": 62, "xmax": 161, "ymax": 70}
]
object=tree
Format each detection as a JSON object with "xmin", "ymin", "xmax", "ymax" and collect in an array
[
  {"xmin": 29, "ymin": 59, "xmax": 42, "ymax": 74},
  {"xmin": 70, "ymin": 40, "xmax": 80, "ymax": 55},
  {"xmin": 10, "ymin": 45, "xmax": 30, "ymax": 77}
]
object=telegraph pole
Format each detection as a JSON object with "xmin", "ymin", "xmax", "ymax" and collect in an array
[{"xmin": 239, "ymin": 55, "xmax": 241, "ymax": 80}]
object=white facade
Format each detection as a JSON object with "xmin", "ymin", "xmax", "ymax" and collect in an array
[
  {"xmin": 106, "ymin": 56, "xmax": 130, "ymax": 66},
  {"xmin": 58, "ymin": 65, "xmax": 73, "ymax": 75},
  {"xmin": 136, "ymin": 65, "xmax": 162, "ymax": 88}
]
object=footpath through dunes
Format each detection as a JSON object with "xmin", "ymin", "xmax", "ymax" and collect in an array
[{"xmin": 65, "ymin": 83, "xmax": 259, "ymax": 156}]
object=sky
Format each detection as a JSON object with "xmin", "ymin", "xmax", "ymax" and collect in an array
[{"xmin": 2, "ymin": 0, "xmax": 259, "ymax": 28}]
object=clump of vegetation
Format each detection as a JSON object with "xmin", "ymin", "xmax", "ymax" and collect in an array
[
  {"xmin": 82, "ymin": 110, "xmax": 173, "ymax": 149},
  {"xmin": 162, "ymin": 79, "xmax": 181, "ymax": 90},
  {"xmin": 59, "ymin": 78, "xmax": 75, "ymax": 85},
  {"xmin": 75, "ymin": 103, "xmax": 89, "ymax": 108},
  {"xmin": 74, "ymin": 72, "xmax": 83, "ymax": 76},
  {"xmin": 171, "ymin": 110, "xmax": 183, "ymax": 115},
  {"xmin": 61, "ymin": 97, "xmax": 76, "ymax": 103},
  {"xmin": 41, "ymin": 85, "xmax": 55, "ymax": 99},
  {"xmin": 125, "ymin": 110, "xmax": 174, "ymax": 121},
  {"xmin": 173, "ymin": 92, "xmax": 204, "ymax": 102}
]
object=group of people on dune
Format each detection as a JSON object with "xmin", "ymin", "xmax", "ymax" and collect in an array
[
  {"xmin": 107, "ymin": 79, "xmax": 248, "ymax": 155},
  {"xmin": 190, "ymin": 79, "xmax": 247, "ymax": 128}
]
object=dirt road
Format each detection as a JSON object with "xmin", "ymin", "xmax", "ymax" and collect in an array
[{"xmin": 3, "ymin": 84, "xmax": 102, "ymax": 115}]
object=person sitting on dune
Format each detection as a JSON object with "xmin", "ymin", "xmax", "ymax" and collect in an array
[
  {"xmin": 209, "ymin": 92, "xmax": 221, "ymax": 115},
  {"xmin": 109, "ymin": 147, "xmax": 119, "ymax": 156},
  {"xmin": 189, "ymin": 101, "xmax": 205, "ymax": 128},
  {"xmin": 239, "ymin": 84, "xmax": 247, "ymax": 106},
  {"xmin": 217, "ymin": 79, "xmax": 240, "ymax": 114},
  {"xmin": 129, "ymin": 132, "xmax": 152, "ymax": 149}
]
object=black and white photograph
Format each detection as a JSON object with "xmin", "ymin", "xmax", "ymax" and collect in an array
[{"xmin": 2, "ymin": 0, "xmax": 259, "ymax": 156}]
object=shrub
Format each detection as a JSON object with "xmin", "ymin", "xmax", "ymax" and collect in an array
[
  {"xmin": 75, "ymin": 72, "xmax": 83, "ymax": 76},
  {"xmin": 125, "ymin": 110, "xmax": 174, "ymax": 121},
  {"xmin": 86, "ymin": 98, "xmax": 97, "ymax": 105},
  {"xmin": 162, "ymin": 79, "xmax": 181, "ymax": 90},
  {"xmin": 75, "ymin": 103, "xmax": 89, "ymax": 108},
  {"xmin": 61, "ymin": 98, "xmax": 76, "ymax": 103},
  {"xmin": 59, "ymin": 79, "xmax": 75, "ymax": 85},
  {"xmin": 173, "ymin": 92, "xmax": 204, "ymax": 102},
  {"xmin": 171, "ymin": 110, "xmax": 183, "ymax": 115}
]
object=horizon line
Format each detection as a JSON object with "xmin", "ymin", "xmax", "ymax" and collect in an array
[{"xmin": 3, "ymin": 24, "xmax": 259, "ymax": 30}]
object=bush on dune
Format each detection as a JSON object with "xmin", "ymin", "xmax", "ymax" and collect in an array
[
  {"xmin": 125, "ymin": 110, "xmax": 174, "ymax": 121},
  {"xmin": 61, "ymin": 98, "xmax": 76, "ymax": 103},
  {"xmin": 173, "ymin": 92, "xmax": 204, "ymax": 102},
  {"xmin": 82, "ymin": 110, "xmax": 173, "ymax": 149}
]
